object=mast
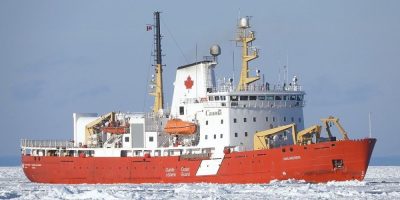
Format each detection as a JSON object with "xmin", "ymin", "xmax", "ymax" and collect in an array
[
  {"xmin": 236, "ymin": 16, "xmax": 260, "ymax": 91},
  {"xmin": 150, "ymin": 11, "xmax": 164, "ymax": 113}
]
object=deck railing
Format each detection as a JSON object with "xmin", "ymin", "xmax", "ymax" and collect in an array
[
  {"xmin": 20, "ymin": 139, "xmax": 74, "ymax": 148},
  {"xmin": 209, "ymin": 84, "xmax": 303, "ymax": 93}
]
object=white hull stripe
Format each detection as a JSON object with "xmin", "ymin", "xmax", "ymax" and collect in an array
[{"xmin": 195, "ymin": 159, "xmax": 223, "ymax": 176}]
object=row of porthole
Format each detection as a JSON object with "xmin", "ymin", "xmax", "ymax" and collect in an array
[
  {"xmin": 71, "ymin": 166, "xmax": 159, "ymax": 170},
  {"xmin": 233, "ymin": 117, "xmax": 302, "ymax": 123},
  {"xmin": 226, "ymin": 160, "xmax": 263, "ymax": 165},
  {"xmin": 281, "ymin": 146, "xmax": 313, "ymax": 152},
  {"xmin": 281, "ymin": 147, "xmax": 294, "ymax": 153},
  {"xmin": 204, "ymin": 134, "xmax": 224, "ymax": 140},
  {"xmin": 205, "ymin": 116, "xmax": 302, "ymax": 126},
  {"xmin": 280, "ymin": 144, "xmax": 336, "ymax": 153},
  {"xmin": 204, "ymin": 132, "xmax": 249, "ymax": 140}
]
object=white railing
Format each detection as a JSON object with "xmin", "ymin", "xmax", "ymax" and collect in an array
[
  {"xmin": 210, "ymin": 84, "xmax": 303, "ymax": 93},
  {"xmin": 204, "ymin": 100, "xmax": 305, "ymax": 109},
  {"xmin": 21, "ymin": 139, "xmax": 74, "ymax": 148}
]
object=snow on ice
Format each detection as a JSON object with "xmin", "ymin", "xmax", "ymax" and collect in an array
[{"xmin": 0, "ymin": 166, "xmax": 399, "ymax": 199}]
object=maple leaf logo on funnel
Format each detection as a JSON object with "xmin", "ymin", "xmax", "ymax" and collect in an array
[{"xmin": 184, "ymin": 76, "xmax": 194, "ymax": 89}]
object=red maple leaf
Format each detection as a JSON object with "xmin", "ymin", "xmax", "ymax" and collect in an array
[{"xmin": 184, "ymin": 76, "xmax": 194, "ymax": 89}]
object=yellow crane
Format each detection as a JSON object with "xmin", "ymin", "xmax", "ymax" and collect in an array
[
  {"xmin": 84, "ymin": 112, "xmax": 115, "ymax": 145},
  {"xmin": 253, "ymin": 116, "xmax": 350, "ymax": 150},
  {"xmin": 296, "ymin": 125, "xmax": 321, "ymax": 145},
  {"xmin": 321, "ymin": 116, "xmax": 349, "ymax": 140},
  {"xmin": 254, "ymin": 123, "xmax": 297, "ymax": 150}
]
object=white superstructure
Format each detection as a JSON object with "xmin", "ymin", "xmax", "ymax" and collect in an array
[{"xmin": 22, "ymin": 16, "xmax": 305, "ymax": 158}]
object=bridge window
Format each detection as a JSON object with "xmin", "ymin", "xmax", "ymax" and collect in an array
[
  {"xmin": 240, "ymin": 96, "xmax": 248, "ymax": 101},
  {"xmin": 249, "ymin": 96, "xmax": 257, "ymax": 100},
  {"xmin": 258, "ymin": 96, "xmax": 265, "ymax": 100},
  {"xmin": 297, "ymin": 95, "xmax": 303, "ymax": 101},
  {"xmin": 230, "ymin": 95, "xmax": 238, "ymax": 101},
  {"xmin": 275, "ymin": 96, "xmax": 282, "ymax": 100}
]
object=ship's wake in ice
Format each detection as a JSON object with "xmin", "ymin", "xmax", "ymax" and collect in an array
[{"xmin": 0, "ymin": 166, "xmax": 399, "ymax": 199}]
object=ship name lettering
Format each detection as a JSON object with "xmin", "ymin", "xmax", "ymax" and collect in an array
[
  {"xmin": 181, "ymin": 172, "xmax": 190, "ymax": 176},
  {"xmin": 165, "ymin": 168, "xmax": 175, "ymax": 173},
  {"xmin": 166, "ymin": 172, "xmax": 176, "ymax": 177},
  {"xmin": 206, "ymin": 109, "xmax": 222, "ymax": 116},
  {"xmin": 180, "ymin": 167, "xmax": 190, "ymax": 172},
  {"xmin": 283, "ymin": 156, "xmax": 301, "ymax": 161},
  {"xmin": 24, "ymin": 164, "xmax": 42, "ymax": 167}
]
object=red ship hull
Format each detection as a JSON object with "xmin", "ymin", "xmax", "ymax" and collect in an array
[{"xmin": 21, "ymin": 138, "xmax": 376, "ymax": 184}]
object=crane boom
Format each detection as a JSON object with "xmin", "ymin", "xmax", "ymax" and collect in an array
[
  {"xmin": 254, "ymin": 123, "xmax": 297, "ymax": 150},
  {"xmin": 253, "ymin": 116, "xmax": 350, "ymax": 150}
]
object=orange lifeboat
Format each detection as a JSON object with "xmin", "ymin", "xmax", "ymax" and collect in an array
[{"xmin": 164, "ymin": 119, "xmax": 197, "ymax": 135}]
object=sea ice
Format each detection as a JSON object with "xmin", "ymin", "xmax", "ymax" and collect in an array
[{"xmin": 0, "ymin": 166, "xmax": 399, "ymax": 199}]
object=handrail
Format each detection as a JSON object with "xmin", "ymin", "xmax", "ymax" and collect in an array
[
  {"xmin": 21, "ymin": 139, "xmax": 74, "ymax": 148},
  {"xmin": 208, "ymin": 84, "xmax": 303, "ymax": 93}
]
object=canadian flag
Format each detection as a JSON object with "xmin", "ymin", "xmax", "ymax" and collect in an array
[{"xmin": 146, "ymin": 25, "xmax": 152, "ymax": 31}]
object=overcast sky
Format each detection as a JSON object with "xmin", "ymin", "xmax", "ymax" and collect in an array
[{"xmin": 0, "ymin": 0, "xmax": 399, "ymax": 158}]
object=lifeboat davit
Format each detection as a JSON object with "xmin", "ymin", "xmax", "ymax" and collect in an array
[
  {"xmin": 101, "ymin": 126, "xmax": 129, "ymax": 134},
  {"xmin": 164, "ymin": 119, "xmax": 197, "ymax": 135}
]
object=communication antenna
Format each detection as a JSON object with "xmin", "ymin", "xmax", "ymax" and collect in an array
[
  {"xmin": 283, "ymin": 65, "xmax": 287, "ymax": 85},
  {"xmin": 232, "ymin": 50, "xmax": 235, "ymax": 86},
  {"xmin": 195, "ymin": 43, "xmax": 198, "ymax": 62},
  {"xmin": 368, "ymin": 112, "xmax": 372, "ymax": 138},
  {"xmin": 286, "ymin": 54, "xmax": 289, "ymax": 85}
]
